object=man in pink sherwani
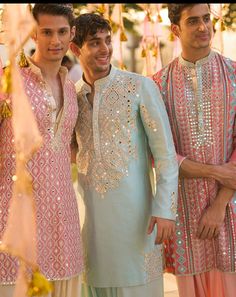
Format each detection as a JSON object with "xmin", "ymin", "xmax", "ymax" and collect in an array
[
  {"xmin": 0, "ymin": 4, "xmax": 83, "ymax": 297},
  {"xmin": 153, "ymin": 4, "xmax": 236, "ymax": 297}
]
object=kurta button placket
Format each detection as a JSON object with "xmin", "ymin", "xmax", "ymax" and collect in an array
[{"xmin": 93, "ymin": 86, "xmax": 102, "ymax": 161}]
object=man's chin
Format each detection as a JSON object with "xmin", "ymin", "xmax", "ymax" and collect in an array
[
  {"xmin": 97, "ymin": 64, "xmax": 110, "ymax": 72},
  {"xmin": 47, "ymin": 55, "xmax": 64, "ymax": 62},
  {"xmin": 198, "ymin": 40, "xmax": 211, "ymax": 48}
]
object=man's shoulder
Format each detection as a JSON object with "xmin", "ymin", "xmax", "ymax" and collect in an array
[
  {"xmin": 115, "ymin": 67, "xmax": 140, "ymax": 78},
  {"xmin": 115, "ymin": 67, "xmax": 154, "ymax": 82},
  {"xmin": 111, "ymin": 67, "xmax": 159, "ymax": 96},
  {"xmin": 152, "ymin": 60, "xmax": 175, "ymax": 85},
  {"xmin": 223, "ymin": 56, "xmax": 236, "ymax": 71},
  {"xmin": 113, "ymin": 67, "xmax": 145, "ymax": 85},
  {"xmin": 214, "ymin": 51, "xmax": 236, "ymax": 69}
]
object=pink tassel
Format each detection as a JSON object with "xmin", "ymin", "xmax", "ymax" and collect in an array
[
  {"xmin": 0, "ymin": 56, "xmax": 3, "ymax": 76},
  {"xmin": 0, "ymin": 4, "xmax": 43, "ymax": 296}
]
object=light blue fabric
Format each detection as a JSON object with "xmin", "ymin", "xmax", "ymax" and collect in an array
[
  {"xmin": 75, "ymin": 66, "xmax": 178, "ymax": 288},
  {"xmin": 81, "ymin": 277, "xmax": 163, "ymax": 297}
]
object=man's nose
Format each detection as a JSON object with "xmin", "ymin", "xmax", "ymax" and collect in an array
[
  {"xmin": 100, "ymin": 42, "xmax": 109, "ymax": 52},
  {"xmin": 51, "ymin": 33, "xmax": 60, "ymax": 44},
  {"xmin": 198, "ymin": 20, "xmax": 208, "ymax": 31}
]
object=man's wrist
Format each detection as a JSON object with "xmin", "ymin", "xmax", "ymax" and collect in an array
[{"xmin": 205, "ymin": 164, "xmax": 220, "ymax": 180}]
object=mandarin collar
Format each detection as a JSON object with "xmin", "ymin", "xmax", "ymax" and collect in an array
[
  {"xmin": 75, "ymin": 65, "xmax": 117, "ymax": 95},
  {"xmin": 26, "ymin": 56, "xmax": 68, "ymax": 81},
  {"xmin": 179, "ymin": 50, "xmax": 216, "ymax": 68}
]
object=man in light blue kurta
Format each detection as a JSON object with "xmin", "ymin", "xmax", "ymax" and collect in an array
[{"xmin": 70, "ymin": 13, "xmax": 178, "ymax": 297}]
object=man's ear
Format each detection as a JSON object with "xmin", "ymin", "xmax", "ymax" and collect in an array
[
  {"xmin": 171, "ymin": 23, "xmax": 180, "ymax": 38},
  {"xmin": 31, "ymin": 29, "xmax": 37, "ymax": 43},
  {"xmin": 70, "ymin": 25, "xmax": 76, "ymax": 41},
  {"xmin": 70, "ymin": 42, "xmax": 80, "ymax": 57}
]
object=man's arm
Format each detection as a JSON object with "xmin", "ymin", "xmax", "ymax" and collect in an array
[
  {"xmin": 180, "ymin": 158, "xmax": 236, "ymax": 190},
  {"xmin": 180, "ymin": 158, "xmax": 236, "ymax": 240},
  {"xmin": 140, "ymin": 77, "xmax": 179, "ymax": 244}
]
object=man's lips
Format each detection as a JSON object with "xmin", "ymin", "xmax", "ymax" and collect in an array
[
  {"xmin": 196, "ymin": 34, "xmax": 209, "ymax": 40},
  {"xmin": 48, "ymin": 48, "xmax": 63, "ymax": 52},
  {"xmin": 96, "ymin": 56, "xmax": 109, "ymax": 63}
]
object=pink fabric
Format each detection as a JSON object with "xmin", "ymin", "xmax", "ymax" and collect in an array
[
  {"xmin": 0, "ymin": 56, "xmax": 3, "ymax": 76},
  {"xmin": 230, "ymin": 149, "xmax": 236, "ymax": 161},
  {"xmin": 1, "ymin": 63, "xmax": 42, "ymax": 275},
  {"xmin": 11, "ymin": 63, "xmax": 42, "ymax": 158},
  {"xmin": 0, "ymin": 61, "xmax": 83, "ymax": 284},
  {"xmin": 0, "ymin": 7, "xmax": 41, "ymax": 295},
  {"xmin": 153, "ymin": 52, "xmax": 236, "ymax": 276},
  {"xmin": 176, "ymin": 269, "xmax": 236, "ymax": 297},
  {"xmin": 177, "ymin": 154, "xmax": 186, "ymax": 167},
  {"xmin": 221, "ymin": 272, "xmax": 236, "ymax": 297},
  {"xmin": 2, "ymin": 4, "xmax": 36, "ymax": 55}
]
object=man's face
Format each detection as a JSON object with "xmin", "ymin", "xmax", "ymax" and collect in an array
[
  {"xmin": 172, "ymin": 4, "xmax": 213, "ymax": 51},
  {"xmin": 78, "ymin": 29, "xmax": 113, "ymax": 77},
  {"xmin": 33, "ymin": 14, "xmax": 75, "ymax": 62}
]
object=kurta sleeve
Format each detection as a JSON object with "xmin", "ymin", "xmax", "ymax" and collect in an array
[
  {"xmin": 230, "ymin": 62, "xmax": 236, "ymax": 157},
  {"xmin": 152, "ymin": 70, "xmax": 185, "ymax": 168},
  {"xmin": 139, "ymin": 77, "xmax": 178, "ymax": 220},
  {"xmin": 229, "ymin": 119, "xmax": 236, "ymax": 162}
]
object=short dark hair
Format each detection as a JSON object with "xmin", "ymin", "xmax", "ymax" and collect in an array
[
  {"xmin": 167, "ymin": 4, "xmax": 210, "ymax": 25},
  {"xmin": 32, "ymin": 4, "xmax": 75, "ymax": 27},
  {"xmin": 72, "ymin": 13, "xmax": 111, "ymax": 48}
]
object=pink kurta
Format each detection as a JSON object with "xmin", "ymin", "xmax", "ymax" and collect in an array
[
  {"xmin": 0, "ymin": 61, "xmax": 83, "ymax": 284},
  {"xmin": 153, "ymin": 51, "xmax": 236, "ymax": 276}
]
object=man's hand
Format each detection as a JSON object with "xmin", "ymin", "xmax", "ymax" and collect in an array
[
  {"xmin": 147, "ymin": 216, "xmax": 175, "ymax": 245},
  {"xmin": 197, "ymin": 199, "xmax": 226, "ymax": 240},
  {"xmin": 214, "ymin": 162, "xmax": 236, "ymax": 190},
  {"xmin": 197, "ymin": 186, "xmax": 234, "ymax": 240}
]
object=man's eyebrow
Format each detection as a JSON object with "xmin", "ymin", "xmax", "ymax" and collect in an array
[
  {"xmin": 185, "ymin": 13, "xmax": 210, "ymax": 22},
  {"xmin": 40, "ymin": 26, "xmax": 70, "ymax": 30},
  {"xmin": 87, "ymin": 33, "xmax": 111, "ymax": 41},
  {"xmin": 87, "ymin": 36, "xmax": 100, "ymax": 41}
]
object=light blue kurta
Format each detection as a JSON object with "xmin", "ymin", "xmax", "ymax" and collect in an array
[{"xmin": 75, "ymin": 66, "xmax": 178, "ymax": 288}]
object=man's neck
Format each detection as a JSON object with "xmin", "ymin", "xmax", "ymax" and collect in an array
[
  {"xmin": 181, "ymin": 48, "xmax": 211, "ymax": 64},
  {"xmin": 83, "ymin": 65, "xmax": 111, "ymax": 88},
  {"xmin": 31, "ymin": 55, "xmax": 61, "ymax": 79}
]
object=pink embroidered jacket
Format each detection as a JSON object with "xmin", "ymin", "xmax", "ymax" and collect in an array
[{"xmin": 0, "ymin": 61, "xmax": 83, "ymax": 284}]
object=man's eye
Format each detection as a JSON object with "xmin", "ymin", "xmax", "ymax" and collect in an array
[
  {"xmin": 59, "ymin": 29, "xmax": 67, "ymax": 35},
  {"xmin": 204, "ymin": 16, "xmax": 211, "ymax": 23},
  {"xmin": 189, "ymin": 19, "xmax": 198, "ymax": 25},
  {"xmin": 43, "ymin": 31, "xmax": 51, "ymax": 36}
]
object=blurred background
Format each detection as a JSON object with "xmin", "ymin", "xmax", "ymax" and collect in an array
[{"xmin": 0, "ymin": 3, "xmax": 235, "ymax": 77}]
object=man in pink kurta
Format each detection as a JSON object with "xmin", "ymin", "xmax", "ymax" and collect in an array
[
  {"xmin": 153, "ymin": 4, "xmax": 236, "ymax": 297},
  {"xmin": 0, "ymin": 4, "xmax": 83, "ymax": 297}
]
